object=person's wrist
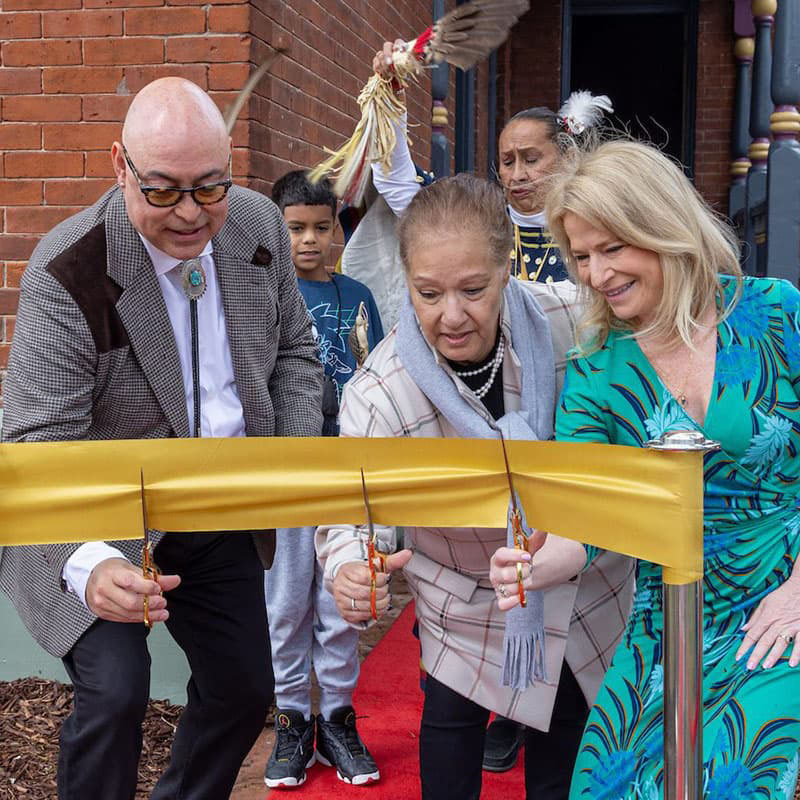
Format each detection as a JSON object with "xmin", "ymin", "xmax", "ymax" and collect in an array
[{"xmin": 788, "ymin": 561, "xmax": 800, "ymax": 587}]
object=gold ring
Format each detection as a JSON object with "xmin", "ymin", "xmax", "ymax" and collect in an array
[{"xmin": 351, "ymin": 597, "xmax": 357, "ymax": 611}]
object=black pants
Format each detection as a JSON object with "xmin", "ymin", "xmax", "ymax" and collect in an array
[
  {"xmin": 419, "ymin": 662, "xmax": 589, "ymax": 800},
  {"xmin": 58, "ymin": 532, "xmax": 272, "ymax": 800}
]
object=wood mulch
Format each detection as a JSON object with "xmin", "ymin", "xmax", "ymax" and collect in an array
[
  {"xmin": 0, "ymin": 678, "xmax": 183, "ymax": 799},
  {"xmin": 0, "ymin": 573, "xmax": 413, "ymax": 799}
]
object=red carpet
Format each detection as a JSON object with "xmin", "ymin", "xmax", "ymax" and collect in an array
[{"xmin": 272, "ymin": 602, "xmax": 524, "ymax": 798}]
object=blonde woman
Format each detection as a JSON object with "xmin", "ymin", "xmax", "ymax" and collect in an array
[{"xmin": 491, "ymin": 140, "xmax": 800, "ymax": 797}]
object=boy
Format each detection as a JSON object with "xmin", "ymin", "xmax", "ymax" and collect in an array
[{"xmin": 264, "ymin": 171, "xmax": 384, "ymax": 788}]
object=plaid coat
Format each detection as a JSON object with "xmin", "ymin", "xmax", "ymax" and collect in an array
[
  {"xmin": 0, "ymin": 185, "xmax": 323, "ymax": 658},
  {"xmin": 316, "ymin": 280, "xmax": 634, "ymax": 731}
]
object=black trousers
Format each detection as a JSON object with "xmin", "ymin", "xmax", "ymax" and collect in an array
[
  {"xmin": 419, "ymin": 662, "xmax": 589, "ymax": 800},
  {"xmin": 58, "ymin": 532, "xmax": 272, "ymax": 800}
]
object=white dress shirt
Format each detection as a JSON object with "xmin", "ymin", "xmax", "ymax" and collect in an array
[{"xmin": 63, "ymin": 236, "xmax": 246, "ymax": 606}]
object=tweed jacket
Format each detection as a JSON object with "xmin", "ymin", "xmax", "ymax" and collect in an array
[
  {"xmin": 316, "ymin": 279, "xmax": 634, "ymax": 731},
  {"xmin": 0, "ymin": 184, "xmax": 323, "ymax": 658}
]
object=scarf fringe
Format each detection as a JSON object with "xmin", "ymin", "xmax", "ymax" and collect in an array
[
  {"xmin": 501, "ymin": 628, "xmax": 547, "ymax": 691},
  {"xmin": 395, "ymin": 287, "xmax": 554, "ymax": 693}
]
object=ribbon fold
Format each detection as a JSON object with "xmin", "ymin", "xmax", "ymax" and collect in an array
[{"xmin": 0, "ymin": 437, "xmax": 703, "ymax": 584}]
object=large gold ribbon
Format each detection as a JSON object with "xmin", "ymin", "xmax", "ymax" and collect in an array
[{"xmin": 0, "ymin": 437, "xmax": 703, "ymax": 584}]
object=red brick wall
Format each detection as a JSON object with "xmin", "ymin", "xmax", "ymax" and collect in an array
[
  {"xmin": 506, "ymin": 1, "xmax": 561, "ymax": 121},
  {"xmin": 694, "ymin": 0, "xmax": 736, "ymax": 213},
  {"xmin": 0, "ymin": 1, "xmax": 451, "ymax": 402},
  {"xmin": 246, "ymin": 0, "xmax": 438, "ymax": 198},
  {"xmin": 0, "ymin": 0, "xmax": 250, "ymax": 399}
]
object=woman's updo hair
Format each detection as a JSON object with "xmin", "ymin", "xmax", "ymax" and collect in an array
[
  {"xmin": 397, "ymin": 173, "xmax": 513, "ymax": 271},
  {"xmin": 504, "ymin": 94, "xmax": 614, "ymax": 154},
  {"xmin": 506, "ymin": 107, "xmax": 559, "ymax": 143}
]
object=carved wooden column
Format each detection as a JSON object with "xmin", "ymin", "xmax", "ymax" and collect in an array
[
  {"xmin": 430, "ymin": 0, "xmax": 450, "ymax": 179},
  {"xmin": 766, "ymin": 0, "xmax": 800, "ymax": 281},
  {"xmin": 744, "ymin": 0, "xmax": 776, "ymax": 276},
  {"xmin": 729, "ymin": 36, "xmax": 754, "ymax": 233}
]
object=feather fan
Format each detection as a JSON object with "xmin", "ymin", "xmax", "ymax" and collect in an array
[
  {"xmin": 310, "ymin": 0, "xmax": 530, "ymax": 205},
  {"xmin": 221, "ymin": 45, "xmax": 287, "ymax": 135}
]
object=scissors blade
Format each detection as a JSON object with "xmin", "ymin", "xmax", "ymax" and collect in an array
[
  {"xmin": 360, "ymin": 468, "xmax": 376, "ymax": 538},
  {"xmin": 499, "ymin": 432, "xmax": 520, "ymax": 514},
  {"xmin": 140, "ymin": 468, "xmax": 149, "ymax": 547}
]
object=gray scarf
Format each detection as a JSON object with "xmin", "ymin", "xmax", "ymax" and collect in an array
[{"xmin": 395, "ymin": 278, "xmax": 555, "ymax": 689}]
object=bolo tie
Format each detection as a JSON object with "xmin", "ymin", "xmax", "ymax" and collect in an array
[{"xmin": 179, "ymin": 258, "xmax": 206, "ymax": 438}]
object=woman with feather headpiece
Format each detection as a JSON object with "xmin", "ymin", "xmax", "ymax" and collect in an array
[
  {"xmin": 368, "ymin": 42, "xmax": 612, "ymax": 287},
  {"xmin": 340, "ymin": 43, "xmax": 613, "ymax": 335}
]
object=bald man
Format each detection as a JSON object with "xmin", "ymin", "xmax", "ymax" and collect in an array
[{"xmin": 0, "ymin": 78, "xmax": 323, "ymax": 799}]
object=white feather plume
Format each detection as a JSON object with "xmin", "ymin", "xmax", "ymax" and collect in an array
[{"xmin": 557, "ymin": 90, "xmax": 613, "ymax": 135}]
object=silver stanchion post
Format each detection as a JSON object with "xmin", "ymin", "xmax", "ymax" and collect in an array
[{"xmin": 647, "ymin": 430, "xmax": 718, "ymax": 800}]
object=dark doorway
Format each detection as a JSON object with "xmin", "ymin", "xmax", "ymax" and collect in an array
[{"xmin": 564, "ymin": 3, "xmax": 698, "ymax": 172}]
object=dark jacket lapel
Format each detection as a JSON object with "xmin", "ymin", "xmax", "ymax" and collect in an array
[{"xmin": 104, "ymin": 191, "xmax": 190, "ymax": 438}]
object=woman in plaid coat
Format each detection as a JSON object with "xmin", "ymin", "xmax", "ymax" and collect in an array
[{"xmin": 315, "ymin": 174, "xmax": 633, "ymax": 800}]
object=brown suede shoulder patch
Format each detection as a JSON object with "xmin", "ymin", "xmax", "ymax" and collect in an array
[{"xmin": 46, "ymin": 222, "xmax": 129, "ymax": 354}]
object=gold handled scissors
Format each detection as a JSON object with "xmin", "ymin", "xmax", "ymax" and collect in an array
[
  {"xmin": 500, "ymin": 434, "xmax": 528, "ymax": 608},
  {"xmin": 140, "ymin": 469, "xmax": 161, "ymax": 628},
  {"xmin": 360, "ymin": 468, "xmax": 387, "ymax": 620}
]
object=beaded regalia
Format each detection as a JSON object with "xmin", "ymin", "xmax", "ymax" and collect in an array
[{"xmin": 511, "ymin": 225, "xmax": 567, "ymax": 283}]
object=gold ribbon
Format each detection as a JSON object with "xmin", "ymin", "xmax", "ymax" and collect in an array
[{"xmin": 0, "ymin": 437, "xmax": 703, "ymax": 584}]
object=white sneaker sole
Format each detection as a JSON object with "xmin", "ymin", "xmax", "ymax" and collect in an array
[
  {"xmin": 315, "ymin": 753, "xmax": 380, "ymax": 785},
  {"xmin": 264, "ymin": 753, "xmax": 316, "ymax": 788}
]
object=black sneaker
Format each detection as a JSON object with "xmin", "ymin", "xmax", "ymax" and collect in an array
[
  {"xmin": 482, "ymin": 716, "xmax": 524, "ymax": 772},
  {"xmin": 315, "ymin": 705, "xmax": 380, "ymax": 785},
  {"xmin": 263, "ymin": 709, "xmax": 316, "ymax": 788}
]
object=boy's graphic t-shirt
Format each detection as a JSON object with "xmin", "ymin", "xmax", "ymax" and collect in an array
[{"xmin": 297, "ymin": 274, "xmax": 385, "ymax": 395}]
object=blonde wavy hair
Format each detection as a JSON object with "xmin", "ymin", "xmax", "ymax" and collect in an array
[{"xmin": 545, "ymin": 139, "xmax": 742, "ymax": 353}]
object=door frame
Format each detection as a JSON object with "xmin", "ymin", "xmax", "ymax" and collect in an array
[{"xmin": 560, "ymin": 0, "xmax": 699, "ymax": 174}]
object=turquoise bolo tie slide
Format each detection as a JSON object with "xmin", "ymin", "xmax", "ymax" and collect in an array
[{"xmin": 180, "ymin": 258, "xmax": 207, "ymax": 300}]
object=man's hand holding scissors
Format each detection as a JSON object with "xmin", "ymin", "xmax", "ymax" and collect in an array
[
  {"xmin": 85, "ymin": 470, "xmax": 180, "ymax": 625},
  {"xmin": 85, "ymin": 559, "xmax": 180, "ymax": 624}
]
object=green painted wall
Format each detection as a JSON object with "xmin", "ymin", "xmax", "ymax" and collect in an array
[
  {"xmin": 0, "ymin": 592, "xmax": 191, "ymax": 703},
  {"xmin": 1, "ymin": 408, "xmax": 191, "ymax": 703},
  {"xmin": 0, "ymin": 593, "xmax": 191, "ymax": 703}
]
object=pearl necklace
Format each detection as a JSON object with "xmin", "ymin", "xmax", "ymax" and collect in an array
[{"xmin": 453, "ymin": 334, "xmax": 505, "ymax": 399}]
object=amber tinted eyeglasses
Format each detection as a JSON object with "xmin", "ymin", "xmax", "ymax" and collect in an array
[{"xmin": 122, "ymin": 144, "xmax": 232, "ymax": 208}]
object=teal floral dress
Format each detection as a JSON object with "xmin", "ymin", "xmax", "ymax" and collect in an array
[{"xmin": 557, "ymin": 276, "xmax": 800, "ymax": 799}]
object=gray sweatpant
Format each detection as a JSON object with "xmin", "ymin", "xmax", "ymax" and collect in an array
[{"xmin": 265, "ymin": 526, "xmax": 360, "ymax": 720}]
